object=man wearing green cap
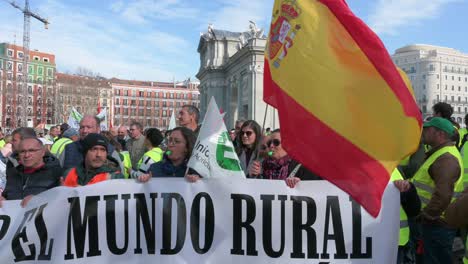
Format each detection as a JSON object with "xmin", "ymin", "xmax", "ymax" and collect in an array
[{"xmin": 402, "ymin": 117, "xmax": 464, "ymax": 263}]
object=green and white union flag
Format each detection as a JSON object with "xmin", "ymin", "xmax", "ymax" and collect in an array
[{"xmin": 187, "ymin": 97, "xmax": 245, "ymax": 179}]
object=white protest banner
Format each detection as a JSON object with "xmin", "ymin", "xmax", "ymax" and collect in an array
[
  {"xmin": 0, "ymin": 179, "xmax": 399, "ymax": 263},
  {"xmin": 67, "ymin": 107, "xmax": 82, "ymax": 129},
  {"xmin": 168, "ymin": 109, "xmax": 177, "ymax": 130},
  {"xmin": 188, "ymin": 97, "xmax": 245, "ymax": 179}
]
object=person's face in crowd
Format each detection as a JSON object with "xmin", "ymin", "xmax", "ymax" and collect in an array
[
  {"xmin": 129, "ymin": 125, "xmax": 142, "ymax": 139},
  {"xmin": 118, "ymin": 126, "xmax": 127, "ymax": 139},
  {"xmin": 268, "ymin": 132, "xmax": 288, "ymax": 160},
  {"xmin": 178, "ymin": 107, "xmax": 194, "ymax": 127},
  {"xmin": 241, "ymin": 126, "xmax": 256, "ymax": 148},
  {"xmin": 235, "ymin": 121, "xmax": 243, "ymax": 136},
  {"xmin": 167, "ymin": 130, "xmax": 187, "ymax": 162},
  {"xmin": 259, "ymin": 135, "xmax": 270, "ymax": 158},
  {"xmin": 110, "ymin": 127, "xmax": 118, "ymax": 137},
  {"xmin": 12, "ymin": 133, "xmax": 22, "ymax": 152},
  {"xmin": 50, "ymin": 127, "xmax": 60, "ymax": 137},
  {"xmin": 422, "ymin": 126, "xmax": 445, "ymax": 146},
  {"xmin": 229, "ymin": 130, "xmax": 236, "ymax": 141},
  {"xmin": 79, "ymin": 117, "xmax": 99, "ymax": 138},
  {"xmin": 85, "ymin": 145, "xmax": 107, "ymax": 169},
  {"xmin": 18, "ymin": 138, "xmax": 45, "ymax": 169}
]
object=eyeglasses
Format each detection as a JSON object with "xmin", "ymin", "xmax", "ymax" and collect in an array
[
  {"xmin": 266, "ymin": 139, "xmax": 281, "ymax": 147},
  {"xmin": 168, "ymin": 138, "xmax": 184, "ymax": 145},
  {"xmin": 260, "ymin": 145, "xmax": 268, "ymax": 151},
  {"xmin": 18, "ymin": 148, "xmax": 42, "ymax": 156},
  {"xmin": 240, "ymin": 131, "xmax": 254, "ymax": 137}
]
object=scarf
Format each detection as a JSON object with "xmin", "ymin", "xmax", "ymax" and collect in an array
[{"xmin": 262, "ymin": 155, "xmax": 291, "ymax": 180}]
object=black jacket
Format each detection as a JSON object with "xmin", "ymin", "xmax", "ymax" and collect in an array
[{"xmin": 3, "ymin": 153, "xmax": 62, "ymax": 200}]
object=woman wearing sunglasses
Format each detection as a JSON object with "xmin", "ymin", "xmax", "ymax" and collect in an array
[
  {"xmin": 249, "ymin": 129, "xmax": 321, "ymax": 187},
  {"xmin": 235, "ymin": 120, "xmax": 263, "ymax": 178}
]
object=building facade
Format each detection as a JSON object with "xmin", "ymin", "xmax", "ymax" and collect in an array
[
  {"xmin": 392, "ymin": 44, "xmax": 468, "ymax": 123},
  {"xmin": 196, "ymin": 23, "xmax": 279, "ymax": 130},
  {"xmin": 111, "ymin": 79, "xmax": 200, "ymax": 130},
  {"xmin": 55, "ymin": 73, "xmax": 111, "ymax": 124},
  {"xmin": 0, "ymin": 43, "xmax": 56, "ymax": 132}
]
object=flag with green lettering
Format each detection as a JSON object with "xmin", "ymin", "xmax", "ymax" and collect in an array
[{"xmin": 187, "ymin": 97, "xmax": 245, "ymax": 179}]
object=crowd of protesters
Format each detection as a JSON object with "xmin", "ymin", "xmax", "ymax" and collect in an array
[{"xmin": 1, "ymin": 101, "xmax": 468, "ymax": 263}]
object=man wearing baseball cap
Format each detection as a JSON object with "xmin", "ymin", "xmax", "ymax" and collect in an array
[
  {"xmin": 62, "ymin": 133, "xmax": 123, "ymax": 186},
  {"xmin": 395, "ymin": 117, "xmax": 464, "ymax": 263}
]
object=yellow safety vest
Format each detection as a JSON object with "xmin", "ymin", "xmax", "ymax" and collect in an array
[
  {"xmin": 137, "ymin": 147, "xmax": 163, "ymax": 170},
  {"xmin": 460, "ymin": 142, "xmax": 468, "ymax": 189},
  {"xmin": 0, "ymin": 139, "xmax": 5, "ymax": 149},
  {"xmin": 411, "ymin": 146, "xmax": 464, "ymax": 216},
  {"xmin": 119, "ymin": 151, "xmax": 132, "ymax": 179},
  {"xmin": 390, "ymin": 169, "xmax": 409, "ymax": 246},
  {"xmin": 50, "ymin": 137, "xmax": 73, "ymax": 157},
  {"xmin": 458, "ymin": 127, "xmax": 467, "ymax": 148}
]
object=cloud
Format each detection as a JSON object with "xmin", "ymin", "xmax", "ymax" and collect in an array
[
  {"xmin": 201, "ymin": 0, "xmax": 273, "ymax": 32},
  {"xmin": 0, "ymin": 0, "xmax": 194, "ymax": 81},
  {"xmin": 368, "ymin": 0, "xmax": 459, "ymax": 35},
  {"xmin": 110, "ymin": 0, "xmax": 199, "ymax": 24}
]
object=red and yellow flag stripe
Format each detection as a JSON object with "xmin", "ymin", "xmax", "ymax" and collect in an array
[{"xmin": 264, "ymin": 0, "xmax": 422, "ymax": 217}]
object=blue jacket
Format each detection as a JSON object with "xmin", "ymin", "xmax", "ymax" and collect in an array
[{"xmin": 149, "ymin": 159, "xmax": 187, "ymax": 178}]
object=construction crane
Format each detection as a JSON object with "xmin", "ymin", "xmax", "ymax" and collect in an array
[{"xmin": 7, "ymin": 0, "xmax": 49, "ymax": 127}]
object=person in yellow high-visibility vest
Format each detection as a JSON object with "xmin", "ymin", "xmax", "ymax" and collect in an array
[
  {"xmin": 0, "ymin": 129, "xmax": 5, "ymax": 149},
  {"xmin": 458, "ymin": 114, "xmax": 468, "ymax": 149},
  {"xmin": 51, "ymin": 128, "xmax": 79, "ymax": 163},
  {"xmin": 396, "ymin": 117, "xmax": 464, "ymax": 263},
  {"xmin": 393, "ymin": 169, "xmax": 421, "ymax": 264},
  {"xmin": 129, "ymin": 128, "xmax": 164, "ymax": 179}
]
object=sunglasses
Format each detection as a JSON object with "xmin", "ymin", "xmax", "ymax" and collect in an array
[
  {"xmin": 240, "ymin": 131, "xmax": 254, "ymax": 137},
  {"xmin": 266, "ymin": 139, "xmax": 281, "ymax": 147}
]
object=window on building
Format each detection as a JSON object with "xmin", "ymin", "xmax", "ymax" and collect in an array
[
  {"xmin": 465, "ymin": 107, "xmax": 468, "ymax": 113},
  {"xmin": 459, "ymin": 77, "xmax": 462, "ymax": 81},
  {"xmin": 459, "ymin": 86, "xmax": 462, "ymax": 91},
  {"xmin": 452, "ymin": 85, "xmax": 455, "ymax": 91},
  {"xmin": 445, "ymin": 75, "xmax": 447, "ymax": 80},
  {"xmin": 131, "ymin": 100, "xmax": 136, "ymax": 106},
  {"xmin": 139, "ymin": 91, "xmax": 144, "ymax": 97},
  {"xmin": 436, "ymin": 95, "xmax": 440, "ymax": 101},
  {"xmin": 43, "ymin": 58, "xmax": 49, "ymax": 63},
  {"xmin": 163, "ymin": 101, "xmax": 167, "ymax": 107},
  {"xmin": 423, "ymin": 84, "xmax": 426, "ymax": 89},
  {"xmin": 437, "ymin": 84, "xmax": 439, "ymax": 89},
  {"xmin": 47, "ymin": 68, "xmax": 53, "ymax": 76},
  {"xmin": 459, "ymin": 107, "xmax": 461, "ymax": 113},
  {"xmin": 7, "ymin": 49, "xmax": 13, "ymax": 57},
  {"xmin": 437, "ymin": 74, "xmax": 439, "ymax": 79},
  {"xmin": 123, "ymin": 99, "xmax": 128, "ymax": 105},
  {"xmin": 124, "ymin": 90, "xmax": 129, "ymax": 96},
  {"xmin": 451, "ymin": 96, "xmax": 455, "ymax": 101},
  {"xmin": 429, "ymin": 64, "xmax": 435, "ymax": 71},
  {"xmin": 452, "ymin": 76, "xmax": 455, "ymax": 81},
  {"xmin": 458, "ymin": 96, "xmax": 461, "ymax": 102}
]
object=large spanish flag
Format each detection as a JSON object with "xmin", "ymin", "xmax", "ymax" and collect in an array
[{"xmin": 264, "ymin": 0, "xmax": 422, "ymax": 217}]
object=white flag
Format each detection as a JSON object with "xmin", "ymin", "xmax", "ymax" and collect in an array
[
  {"xmin": 96, "ymin": 108, "xmax": 108, "ymax": 131},
  {"xmin": 188, "ymin": 97, "xmax": 245, "ymax": 179},
  {"xmin": 67, "ymin": 107, "xmax": 82, "ymax": 129},
  {"xmin": 168, "ymin": 109, "xmax": 177, "ymax": 130}
]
